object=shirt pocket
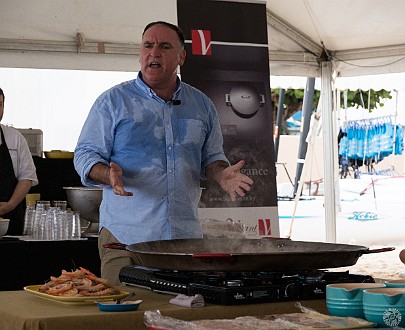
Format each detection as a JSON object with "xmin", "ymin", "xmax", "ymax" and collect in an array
[{"xmin": 177, "ymin": 119, "xmax": 205, "ymax": 149}]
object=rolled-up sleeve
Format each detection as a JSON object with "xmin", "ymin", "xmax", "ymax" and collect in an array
[
  {"xmin": 74, "ymin": 95, "xmax": 114, "ymax": 187},
  {"xmin": 200, "ymin": 98, "xmax": 229, "ymax": 180}
]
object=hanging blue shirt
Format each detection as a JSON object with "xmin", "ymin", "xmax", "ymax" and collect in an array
[{"xmin": 74, "ymin": 74, "xmax": 229, "ymax": 244}]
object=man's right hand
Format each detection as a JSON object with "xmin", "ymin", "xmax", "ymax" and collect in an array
[
  {"xmin": 88, "ymin": 162, "xmax": 133, "ymax": 196},
  {"xmin": 109, "ymin": 162, "xmax": 133, "ymax": 196}
]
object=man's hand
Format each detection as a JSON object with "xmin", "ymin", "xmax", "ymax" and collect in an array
[
  {"xmin": 88, "ymin": 162, "xmax": 133, "ymax": 196},
  {"xmin": 206, "ymin": 160, "xmax": 254, "ymax": 202},
  {"xmin": 109, "ymin": 162, "xmax": 133, "ymax": 196}
]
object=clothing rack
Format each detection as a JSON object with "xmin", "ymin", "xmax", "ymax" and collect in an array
[{"xmin": 338, "ymin": 115, "xmax": 403, "ymax": 168}]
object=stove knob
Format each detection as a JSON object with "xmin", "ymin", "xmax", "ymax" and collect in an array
[{"xmin": 284, "ymin": 282, "xmax": 302, "ymax": 299}]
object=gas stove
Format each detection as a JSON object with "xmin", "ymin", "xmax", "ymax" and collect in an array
[{"xmin": 119, "ymin": 265, "xmax": 374, "ymax": 305}]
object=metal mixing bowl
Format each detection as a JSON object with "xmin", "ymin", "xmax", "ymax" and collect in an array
[
  {"xmin": 63, "ymin": 187, "xmax": 103, "ymax": 237},
  {"xmin": 64, "ymin": 186, "xmax": 103, "ymax": 221}
]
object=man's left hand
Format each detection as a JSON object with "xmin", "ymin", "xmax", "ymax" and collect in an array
[{"xmin": 217, "ymin": 160, "xmax": 254, "ymax": 202}]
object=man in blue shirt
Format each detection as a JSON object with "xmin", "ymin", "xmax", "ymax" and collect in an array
[{"xmin": 74, "ymin": 21, "xmax": 254, "ymax": 285}]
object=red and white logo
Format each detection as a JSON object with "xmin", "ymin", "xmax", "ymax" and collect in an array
[
  {"xmin": 258, "ymin": 218, "xmax": 272, "ymax": 236},
  {"xmin": 191, "ymin": 29, "xmax": 212, "ymax": 55}
]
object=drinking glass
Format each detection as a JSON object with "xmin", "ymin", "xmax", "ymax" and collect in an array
[
  {"xmin": 72, "ymin": 212, "xmax": 81, "ymax": 239},
  {"xmin": 23, "ymin": 205, "xmax": 35, "ymax": 236},
  {"xmin": 32, "ymin": 204, "xmax": 46, "ymax": 239},
  {"xmin": 52, "ymin": 200, "xmax": 67, "ymax": 211},
  {"xmin": 36, "ymin": 200, "xmax": 51, "ymax": 211}
]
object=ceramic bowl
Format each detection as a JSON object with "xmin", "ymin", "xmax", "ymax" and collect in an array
[
  {"xmin": 0, "ymin": 219, "xmax": 10, "ymax": 237},
  {"xmin": 96, "ymin": 300, "xmax": 142, "ymax": 312},
  {"xmin": 384, "ymin": 279, "xmax": 405, "ymax": 288},
  {"xmin": 363, "ymin": 288, "xmax": 405, "ymax": 328},
  {"xmin": 326, "ymin": 282, "xmax": 385, "ymax": 318}
]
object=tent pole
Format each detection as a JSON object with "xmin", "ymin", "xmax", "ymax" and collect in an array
[
  {"xmin": 392, "ymin": 89, "xmax": 399, "ymax": 155},
  {"xmin": 274, "ymin": 88, "xmax": 285, "ymax": 162},
  {"xmin": 293, "ymin": 77, "xmax": 315, "ymax": 196},
  {"xmin": 321, "ymin": 61, "xmax": 337, "ymax": 243}
]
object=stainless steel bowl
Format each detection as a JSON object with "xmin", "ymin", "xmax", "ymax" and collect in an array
[
  {"xmin": 64, "ymin": 186, "xmax": 102, "ymax": 221},
  {"xmin": 63, "ymin": 187, "xmax": 103, "ymax": 237}
]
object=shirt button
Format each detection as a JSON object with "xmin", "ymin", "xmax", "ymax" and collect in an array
[{"xmin": 168, "ymin": 146, "xmax": 172, "ymax": 150}]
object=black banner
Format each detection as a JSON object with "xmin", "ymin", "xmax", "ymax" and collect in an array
[{"xmin": 177, "ymin": 0, "xmax": 277, "ymax": 209}]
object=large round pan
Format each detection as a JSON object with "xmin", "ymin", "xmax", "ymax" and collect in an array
[{"xmin": 112, "ymin": 238, "xmax": 394, "ymax": 272}]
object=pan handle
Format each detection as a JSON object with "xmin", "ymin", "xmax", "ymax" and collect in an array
[
  {"xmin": 362, "ymin": 247, "xmax": 395, "ymax": 254},
  {"xmin": 192, "ymin": 253, "xmax": 233, "ymax": 259},
  {"xmin": 102, "ymin": 242, "xmax": 127, "ymax": 250}
]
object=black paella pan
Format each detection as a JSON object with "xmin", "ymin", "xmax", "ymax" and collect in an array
[{"xmin": 104, "ymin": 238, "xmax": 394, "ymax": 272}]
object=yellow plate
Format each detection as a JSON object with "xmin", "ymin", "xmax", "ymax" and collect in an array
[
  {"xmin": 44, "ymin": 150, "xmax": 74, "ymax": 159},
  {"xmin": 24, "ymin": 285, "xmax": 129, "ymax": 305}
]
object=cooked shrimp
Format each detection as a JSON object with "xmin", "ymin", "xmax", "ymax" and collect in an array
[
  {"xmin": 39, "ymin": 267, "xmax": 119, "ymax": 297},
  {"xmin": 39, "ymin": 279, "xmax": 67, "ymax": 292},
  {"xmin": 72, "ymin": 277, "xmax": 93, "ymax": 287},
  {"xmin": 76, "ymin": 283, "xmax": 107, "ymax": 292},
  {"xmin": 79, "ymin": 287, "xmax": 117, "ymax": 296},
  {"xmin": 54, "ymin": 288, "xmax": 79, "ymax": 297},
  {"xmin": 79, "ymin": 267, "xmax": 96, "ymax": 277},
  {"xmin": 62, "ymin": 269, "xmax": 86, "ymax": 278},
  {"xmin": 85, "ymin": 274, "xmax": 112, "ymax": 286},
  {"xmin": 46, "ymin": 282, "xmax": 74, "ymax": 295}
]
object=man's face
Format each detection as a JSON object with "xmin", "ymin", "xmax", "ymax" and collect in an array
[
  {"xmin": 139, "ymin": 24, "xmax": 186, "ymax": 90},
  {"xmin": 0, "ymin": 95, "xmax": 4, "ymax": 122}
]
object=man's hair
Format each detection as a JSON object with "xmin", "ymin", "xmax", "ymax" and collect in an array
[
  {"xmin": 143, "ymin": 21, "xmax": 185, "ymax": 49},
  {"xmin": 0, "ymin": 88, "xmax": 4, "ymax": 101}
]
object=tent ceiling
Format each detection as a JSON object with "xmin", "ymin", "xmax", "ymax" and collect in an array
[{"xmin": 1, "ymin": 0, "xmax": 405, "ymax": 77}]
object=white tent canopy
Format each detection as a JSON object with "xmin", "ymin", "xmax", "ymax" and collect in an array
[
  {"xmin": 267, "ymin": 0, "xmax": 405, "ymax": 77},
  {"xmin": 2, "ymin": 0, "xmax": 405, "ymax": 77}
]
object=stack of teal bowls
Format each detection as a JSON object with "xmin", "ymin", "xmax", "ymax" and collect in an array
[
  {"xmin": 327, "ymin": 280, "xmax": 405, "ymax": 328},
  {"xmin": 326, "ymin": 283, "xmax": 385, "ymax": 318},
  {"xmin": 363, "ymin": 281, "xmax": 405, "ymax": 328}
]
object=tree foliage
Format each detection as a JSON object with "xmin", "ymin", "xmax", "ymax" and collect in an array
[
  {"xmin": 343, "ymin": 89, "xmax": 392, "ymax": 110},
  {"xmin": 271, "ymin": 88, "xmax": 392, "ymax": 135}
]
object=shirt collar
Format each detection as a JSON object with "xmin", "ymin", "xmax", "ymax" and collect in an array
[{"xmin": 136, "ymin": 72, "xmax": 182, "ymax": 102}]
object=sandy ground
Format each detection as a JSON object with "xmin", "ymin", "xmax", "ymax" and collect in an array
[
  {"xmin": 332, "ymin": 244, "xmax": 405, "ymax": 281},
  {"xmin": 277, "ymin": 176, "xmax": 405, "ymax": 281}
]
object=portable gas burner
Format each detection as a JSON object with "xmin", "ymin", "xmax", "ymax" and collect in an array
[{"xmin": 119, "ymin": 265, "xmax": 374, "ymax": 305}]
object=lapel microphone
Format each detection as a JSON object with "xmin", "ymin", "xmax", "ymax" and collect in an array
[{"xmin": 172, "ymin": 100, "xmax": 181, "ymax": 105}]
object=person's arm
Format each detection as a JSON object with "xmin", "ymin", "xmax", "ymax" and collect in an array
[
  {"xmin": 88, "ymin": 162, "xmax": 133, "ymax": 196},
  {"xmin": 0, "ymin": 179, "xmax": 32, "ymax": 216},
  {"xmin": 205, "ymin": 160, "xmax": 254, "ymax": 202}
]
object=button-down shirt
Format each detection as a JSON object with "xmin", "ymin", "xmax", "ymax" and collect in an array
[{"xmin": 74, "ymin": 75, "xmax": 228, "ymax": 244}]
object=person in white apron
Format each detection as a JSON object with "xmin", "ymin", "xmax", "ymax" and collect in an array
[{"xmin": 0, "ymin": 88, "xmax": 38, "ymax": 235}]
